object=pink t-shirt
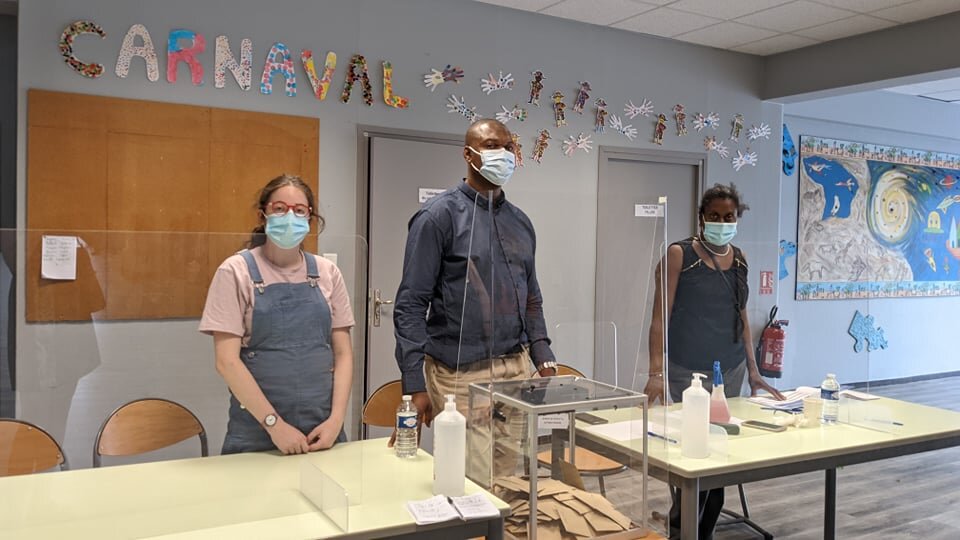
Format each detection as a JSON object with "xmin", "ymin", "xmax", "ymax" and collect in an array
[{"xmin": 199, "ymin": 247, "xmax": 355, "ymax": 346}]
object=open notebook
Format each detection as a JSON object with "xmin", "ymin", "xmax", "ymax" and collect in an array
[{"xmin": 406, "ymin": 493, "xmax": 500, "ymax": 525}]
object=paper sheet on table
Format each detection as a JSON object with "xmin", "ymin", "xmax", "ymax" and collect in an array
[
  {"xmin": 41, "ymin": 235, "xmax": 78, "ymax": 280},
  {"xmin": 748, "ymin": 386, "xmax": 819, "ymax": 410},
  {"xmin": 841, "ymin": 389, "xmax": 880, "ymax": 401},
  {"xmin": 406, "ymin": 495, "xmax": 460, "ymax": 524}
]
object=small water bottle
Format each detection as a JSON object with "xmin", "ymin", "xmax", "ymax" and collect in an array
[
  {"xmin": 820, "ymin": 373, "xmax": 840, "ymax": 425},
  {"xmin": 395, "ymin": 394, "xmax": 419, "ymax": 458}
]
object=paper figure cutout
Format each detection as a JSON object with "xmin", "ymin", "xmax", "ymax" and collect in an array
[
  {"xmin": 480, "ymin": 71, "xmax": 514, "ymax": 95},
  {"xmin": 748, "ymin": 123, "xmax": 771, "ymax": 141},
  {"xmin": 532, "ymin": 129, "xmax": 551, "ymax": 164},
  {"xmin": 214, "ymin": 35, "xmax": 252, "ymax": 90},
  {"xmin": 301, "ymin": 50, "xmax": 336, "ymax": 99},
  {"xmin": 495, "ymin": 104, "xmax": 527, "ymax": 123},
  {"xmin": 115, "ymin": 24, "xmax": 159, "ymax": 81},
  {"xmin": 609, "ymin": 115, "xmax": 638, "ymax": 141},
  {"xmin": 511, "ymin": 133, "xmax": 524, "ymax": 168},
  {"xmin": 673, "ymin": 104, "xmax": 688, "ymax": 136},
  {"xmin": 594, "ymin": 98, "xmax": 608, "ymax": 134},
  {"xmin": 562, "ymin": 133, "xmax": 593, "ymax": 157},
  {"xmin": 572, "ymin": 81, "xmax": 591, "ymax": 114},
  {"xmin": 779, "ymin": 240, "xmax": 797, "ymax": 280},
  {"xmin": 528, "ymin": 70, "xmax": 546, "ymax": 106},
  {"xmin": 341, "ymin": 54, "xmax": 373, "ymax": 105},
  {"xmin": 167, "ymin": 29, "xmax": 205, "ymax": 85},
  {"xmin": 423, "ymin": 65, "xmax": 463, "ymax": 92},
  {"xmin": 730, "ymin": 113, "xmax": 744, "ymax": 141},
  {"xmin": 59, "ymin": 20, "xmax": 106, "ymax": 78},
  {"xmin": 624, "ymin": 99, "xmax": 653, "ymax": 119},
  {"xmin": 446, "ymin": 95, "xmax": 479, "ymax": 122},
  {"xmin": 732, "ymin": 150, "xmax": 758, "ymax": 171},
  {"xmin": 260, "ymin": 42, "xmax": 297, "ymax": 96},
  {"xmin": 693, "ymin": 112, "xmax": 720, "ymax": 132},
  {"xmin": 653, "ymin": 114, "xmax": 667, "ymax": 145},
  {"xmin": 704, "ymin": 136, "xmax": 729, "ymax": 158},
  {"xmin": 848, "ymin": 310, "xmax": 888, "ymax": 352},
  {"xmin": 382, "ymin": 61, "xmax": 409, "ymax": 109},
  {"xmin": 782, "ymin": 124, "xmax": 797, "ymax": 175},
  {"xmin": 552, "ymin": 91, "xmax": 566, "ymax": 127}
]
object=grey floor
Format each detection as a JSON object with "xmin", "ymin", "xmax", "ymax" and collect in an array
[{"xmin": 597, "ymin": 376, "xmax": 960, "ymax": 539}]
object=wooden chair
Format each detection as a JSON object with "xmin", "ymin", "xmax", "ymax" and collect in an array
[
  {"xmin": 0, "ymin": 419, "xmax": 68, "ymax": 476},
  {"xmin": 537, "ymin": 364, "xmax": 627, "ymax": 496},
  {"xmin": 93, "ymin": 398, "xmax": 207, "ymax": 467},
  {"xmin": 361, "ymin": 380, "xmax": 403, "ymax": 439}
]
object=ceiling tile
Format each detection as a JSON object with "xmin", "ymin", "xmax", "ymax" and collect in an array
[
  {"xmin": 811, "ymin": 0, "xmax": 910, "ymax": 13},
  {"xmin": 540, "ymin": 0, "xmax": 658, "ymax": 26},
  {"xmin": 871, "ymin": 0, "xmax": 960, "ymax": 23},
  {"xmin": 670, "ymin": 0, "xmax": 794, "ymax": 21},
  {"xmin": 473, "ymin": 0, "xmax": 561, "ymax": 11},
  {"xmin": 612, "ymin": 7, "xmax": 723, "ymax": 37},
  {"xmin": 793, "ymin": 14, "xmax": 895, "ymax": 40},
  {"xmin": 734, "ymin": 0, "xmax": 857, "ymax": 32},
  {"xmin": 674, "ymin": 21, "xmax": 779, "ymax": 48},
  {"xmin": 921, "ymin": 89, "xmax": 960, "ymax": 101},
  {"xmin": 732, "ymin": 33, "xmax": 819, "ymax": 55}
]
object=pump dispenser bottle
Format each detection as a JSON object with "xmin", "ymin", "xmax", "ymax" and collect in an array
[
  {"xmin": 681, "ymin": 373, "xmax": 710, "ymax": 458},
  {"xmin": 433, "ymin": 394, "xmax": 466, "ymax": 496},
  {"xmin": 710, "ymin": 361, "xmax": 731, "ymax": 423}
]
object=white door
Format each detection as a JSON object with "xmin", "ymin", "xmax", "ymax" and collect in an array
[{"xmin": 365, "ymin": 133, "xmax": 464, "ymax": 444}]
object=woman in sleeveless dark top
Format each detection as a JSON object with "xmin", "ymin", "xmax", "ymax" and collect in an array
[{"xmin": 644, "ymin": 183, "xmax": 784, "ymax": 540}]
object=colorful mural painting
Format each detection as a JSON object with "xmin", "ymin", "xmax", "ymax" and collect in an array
[{"xmin": 797, "ymin": 135, "xmax": 960, "ymax": 300}]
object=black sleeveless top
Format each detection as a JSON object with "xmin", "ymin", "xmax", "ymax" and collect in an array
[{"xmin": 667, "ymin": 237, "xmax": 748, "ymax": 372}]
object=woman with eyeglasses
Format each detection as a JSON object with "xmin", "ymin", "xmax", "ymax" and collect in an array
[{"xmin": 200, "ymin": 174, "xmax": 355, "ymax": 455}]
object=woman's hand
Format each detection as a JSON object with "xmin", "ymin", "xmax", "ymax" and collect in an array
[
  {"xmin": 307, "ymin": 417, "xmax": 343, "ymax": 451},
  {"xmin": 749, "ymin": 373, "xmax": 786, "ymax": 400},
  {"xmin": 642, "ymin": 373, "xmax": 665, "ymax": 405},
  {"xmin": 269, "ymin": 420, "xmax": 310, "ymax": 455}
]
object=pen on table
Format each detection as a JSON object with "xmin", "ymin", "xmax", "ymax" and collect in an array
[
  {"xmin": 864, "ymin": 418, "xmax": 903, "ymax": 426},
  {"xmin": 647, "ymin": 431, "xmax": 678, "ymax": 444}
]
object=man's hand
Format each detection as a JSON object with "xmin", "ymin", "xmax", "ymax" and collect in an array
[
  {"xmin": 749, "ymin": 374, "xmax": 786, "ymax": 400},
  {"xmin": 307, "ymin": 417, "xmax": 342, "ymax": 452},
  {"xmin": 538, "ymin": 367, "xmax": 557, "ymax": 377},
  {"xmin": 388, "ymin": 391, "xmax": 434, "ymax": 448},
  {"xmin": 268, "ymin": 419, "xmax": 310, "ymax": 455},
  {"xmin": 642, "ymin": 373, "xmax": 665, "ymax": 405}
]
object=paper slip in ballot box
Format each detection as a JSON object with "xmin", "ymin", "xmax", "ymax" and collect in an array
[{"xmin": 468, "ymin": 376, "xmax": 650, "ymax": 540}]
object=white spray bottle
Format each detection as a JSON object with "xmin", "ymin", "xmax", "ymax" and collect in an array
[{"xmin": 681, "ymin": 373, "xmax": 710, "ymax": 459}]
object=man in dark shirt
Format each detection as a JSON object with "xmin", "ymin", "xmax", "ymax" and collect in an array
[{"xmin": 394, "ymin": 119, "xmax": 556, "ymax": 483}]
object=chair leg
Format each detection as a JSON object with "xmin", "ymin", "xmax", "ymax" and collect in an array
[{"xmin": 738, "ymin": 483, "xmax": 750, "ymax": 518}]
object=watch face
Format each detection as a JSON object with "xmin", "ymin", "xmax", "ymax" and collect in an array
[{"xmin": 264, "ymin": 414, "xmax": 277, "ymax": 427}]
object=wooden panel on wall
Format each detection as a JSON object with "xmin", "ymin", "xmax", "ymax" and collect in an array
[{"xmin": 26, "ymin": 89, "xmax": 319, "ymax": 322}]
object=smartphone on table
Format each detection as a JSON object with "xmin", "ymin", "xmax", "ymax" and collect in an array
[{"xmin": 741, "ymin": 420, "xmax": 787, "ymax": 433}]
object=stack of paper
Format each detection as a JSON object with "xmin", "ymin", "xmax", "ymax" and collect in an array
[
  {"xmin": 492, "ymin": 476, "xmax": 634, "ymax": 539},
  {"xmin": 747, "ymin": 386, "xmax": 820, "ymax": 411},
  {"xmin": 405, "ymin": 493, "xmax": 500, "ymax": 525}
]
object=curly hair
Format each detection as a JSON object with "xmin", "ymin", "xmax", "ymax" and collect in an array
[{"xmin": 698, "ymin": 182, "xmax": 750, "ymax": 218}]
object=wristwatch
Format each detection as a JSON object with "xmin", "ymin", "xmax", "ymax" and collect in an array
[
  {"xmin": 263, "ymin": 413, "xmax": 278, "ymax": 428},
  {"xmin": 538, "ymin": 361, "xmax": 558, "ymax": 372}
]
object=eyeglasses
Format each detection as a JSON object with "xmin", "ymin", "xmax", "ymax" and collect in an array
[{"xmin": 264, "ymin": 201, "xmax": 312, "ymax": 218}]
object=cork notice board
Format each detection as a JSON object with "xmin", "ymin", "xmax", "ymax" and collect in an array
[{"xmin": 26, "ymin": 89, "xmax": 319, "ymax": 322}]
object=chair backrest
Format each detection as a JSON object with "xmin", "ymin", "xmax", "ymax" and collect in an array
[
  {"xmin": 94, "ymin": 398, "xmax": 207, "ymax": 467},
  {"xmin": 361, "ymin": 380, "xmax": 403, "ymax": 438},
  {"xmin": 0, "ymin": 419, "xmax": 67, "ymax": 476},
  {"xmin": 557, "ymin": 364, "xmax": 585, "ymax": 378}
]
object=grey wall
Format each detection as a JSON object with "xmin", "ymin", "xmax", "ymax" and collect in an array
[
  {"xmin": 16, "ymin": 0, "xmax": 782, "ymax": 467},
  {"xmin": 779, "ymin": 90, "xmax": 960, "ymax": 389}
]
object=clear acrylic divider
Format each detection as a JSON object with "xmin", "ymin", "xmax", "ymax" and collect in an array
[{"xmin": 300, "ymin": 459, "xmax": 351, "ymax": 532}]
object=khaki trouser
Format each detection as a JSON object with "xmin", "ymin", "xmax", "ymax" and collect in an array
[{"xmin": 424, "ymin": 350, "xmax": 534, "ymax": 488}]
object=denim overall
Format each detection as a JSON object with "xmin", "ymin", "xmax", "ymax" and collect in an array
[{"xmin": 221, "ymin": 250, "xmax": 345, "ymax": 454}]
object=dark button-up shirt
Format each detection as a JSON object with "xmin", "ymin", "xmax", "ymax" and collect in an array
[{"xmin": 394, "ymin": 180, "xmax": 555, "ymax": 393}]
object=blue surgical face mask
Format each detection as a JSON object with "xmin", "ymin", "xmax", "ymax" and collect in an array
[
  {"xmin": 703, "ymin": 221, "xmax": 737, "ymax": 246},
  {"xmin": 265, "ymin": 211, "xmax": 310, "ymax": 249},
  {"xmin": 467, "ymin": 146, "xmax": 516, "ymax": 186}
]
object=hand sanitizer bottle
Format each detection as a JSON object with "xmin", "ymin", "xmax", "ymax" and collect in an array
[
  {"xmin": 433, "ymin": 394, "xmax": 466, "ymax": 496},
  {"xmin": 681, "ymin": 373, "xmax": 710, "ymax": 459},
  {"xmin": 710, "ymin": 361, "xmax": 731, "ymax": 423}
]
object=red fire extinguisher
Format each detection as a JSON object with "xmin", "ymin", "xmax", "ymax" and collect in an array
[{"xmin": 757, "ymin": 306, "xmax": 788, "ymax": 379}]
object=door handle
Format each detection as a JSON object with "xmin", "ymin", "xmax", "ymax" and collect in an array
[{"xmin": 372, "ymin": 288, "xmax": 394, "ymax": 327}]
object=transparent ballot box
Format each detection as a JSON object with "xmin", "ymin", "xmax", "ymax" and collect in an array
[{"xmin": 468, "ymin": 376, "xmax": 648, "ymax": 540}]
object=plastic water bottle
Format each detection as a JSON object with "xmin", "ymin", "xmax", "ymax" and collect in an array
[
  {"xmin": 820, "ymin": 373, "xmax": 840, "ymax": 425},
  {"xmin": 433, "ymin": 394, "xmax": 466, "ymax": 496},
  {"xmin": 395, "ymin": 394, "xmax": 419, "ymax": 458}
]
